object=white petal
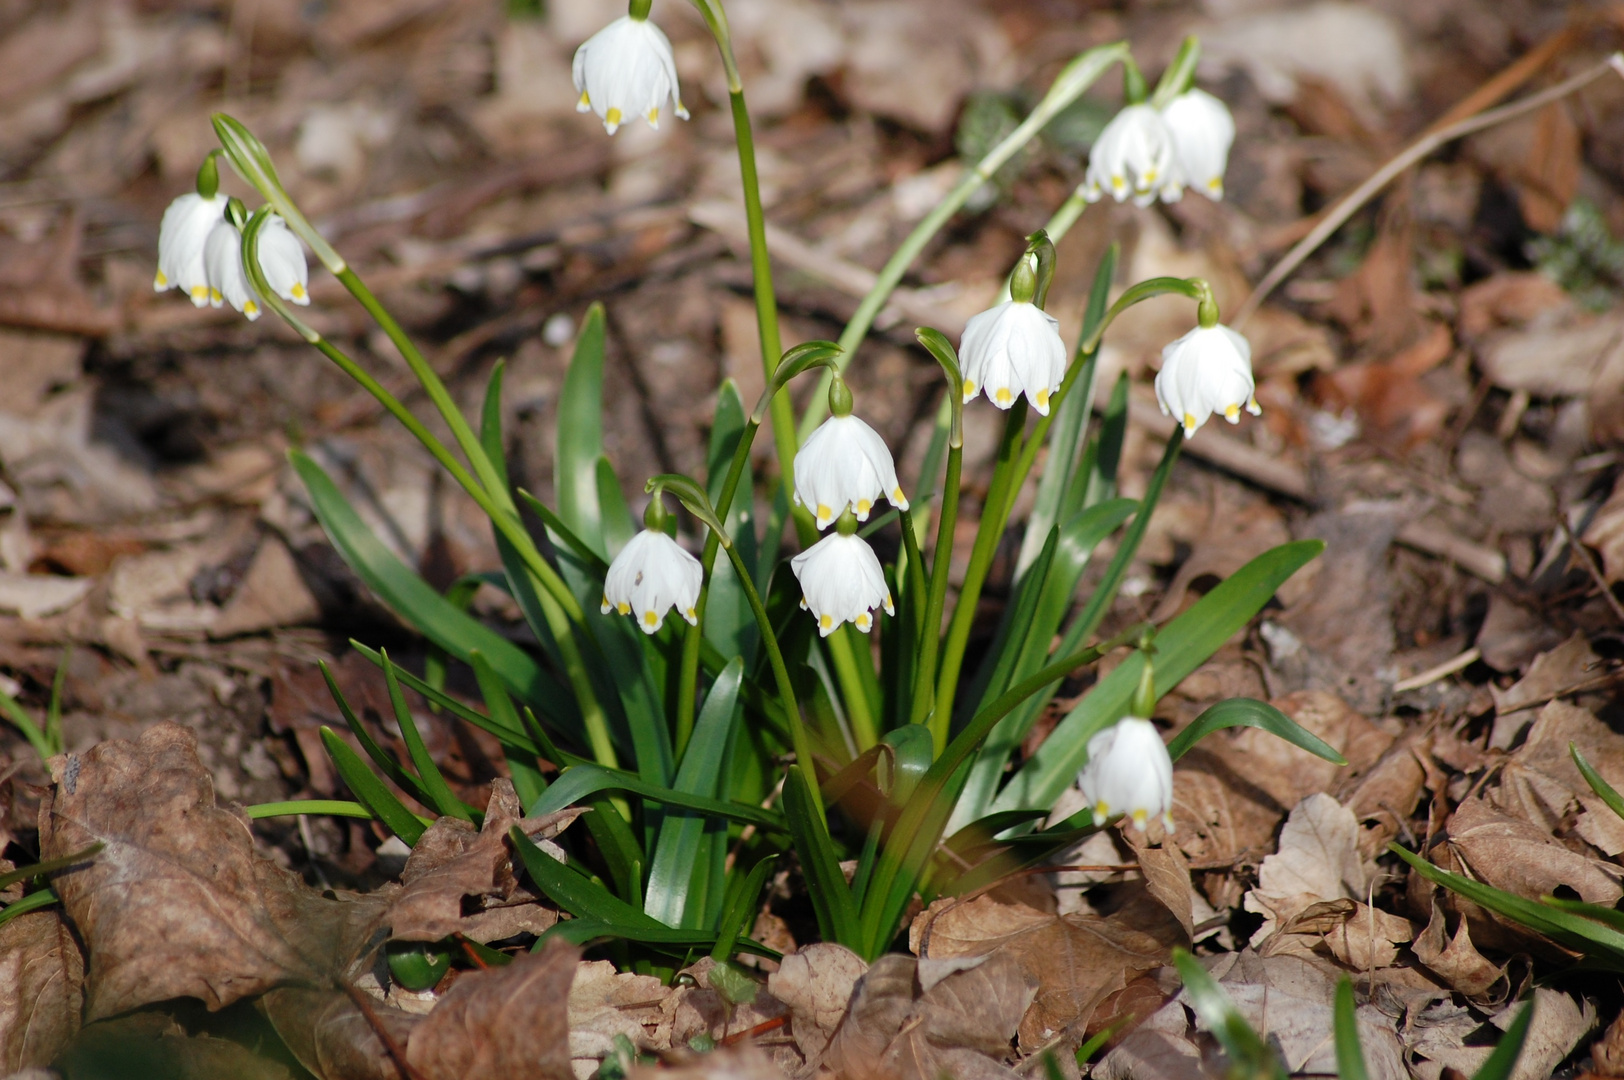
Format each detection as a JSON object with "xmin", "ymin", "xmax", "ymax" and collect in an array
[
  {"xmin": 958, "ymin": 301, "xmax": 1066, "ymax": 414},
  {"xmin": 258, "ymin": 216, "xmax": 310, "ymax": 305},
  {"xmin": 157, "ymin": 193, "xmax": 228, "ymax": 305},
  {"xmin": 1077, "ymin": 717, "xmax": 1174, "ymax": 829},
  {"xmin": 790, "ymin": 533, "xmax": 891, "ymax": 636},
  {"xmin": 793, "ymin": 414, "xmax": 906, "ymax": 529},
  {"xmin": 203, "ymin": 220, "xmax": 263, "ymax": 320},
  {"xmin": 1154, "ymin": 323, "xmax": 1257, "ymax": 437},
  {"xmin": 572, "ymin": 16, "xmax": 688, "ymax": 135},
  {"xmin": 1084, "ymin": 104, "xmax": 1181, "ymax": 206},
  {"xmin": 602, "ymin": 529, "xmax": 703, "ymax": 634},
  {"xmin": 1161, "ymin": 89, "xmax": 1235, "ymax": 200}
]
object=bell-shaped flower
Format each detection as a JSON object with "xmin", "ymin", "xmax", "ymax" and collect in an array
[
  {"xmin": 155, "ymin": 192, "xmax": 228, "ymax": 306},
  {"xmin": 203, "ymin": 219, "xmax": 263, "ymax": 320},
  {"xmin": 572, "ymin": 15, "xmax": 689, "ymax": 135},
  {"xmin": 257, "ymin": 216, "xmax": 310, "ymax": 305},
  {"xmin": 1155, "ymin": 323, "xmax": 1260, "ymax": 437},
  {"xmin": 1077, "ymin": 717, "xmax": 1175, "ymax": 832},
  {"xmin": 959, "ymin": 300, "xmax": 1067, "ymax": 415},
  {"xmin": 1161, "ymin": 88, "xmax": 1235, "ymax": 201},
  {"xmin": 791, "ymin": 532, "xmax": 893, "ymax": 636},
  {"xmin": 600, "ymin": 528, "xmax": 703, "ymax": 634},
  {"xmin": 794, "ymin": 414, "xmax": 907, "ymax": 529},
  {"xmin": 1082, "ymin": 103, "xmax": 1180, "ymax": 207}
]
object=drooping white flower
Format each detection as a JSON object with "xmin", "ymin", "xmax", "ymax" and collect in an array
[
  {"xmin": 155, "ymin": 192, "xmax": 228, "ymax": 306},
  {"xmin": 600, "ymin": 528, "xmax": 703, "ymax": 634},
  {"xmin": 1082, "ymin": 103, "xmax": 1180, "ymax": 207},
  {"xmin": 1161, "ymin": 88, "xmax": 1235, "ymax": 201},
  {"xmin": 572, "ymin": 15, "xmax": 689, "ymax": 135},
  {"xmin": 257, "ymin": 215, "xmax": 310, "ymax": 305},
  {"xmin": 203, "ymin": 219, "xmax": 263, "ymax": 320},
  {"xmin": 959, "ymin": 300, "xmax": 1067, "ymax": 415},
  {"xmin": 790, "ymin": 532, "xmax": 894, "ymax": 636},
  {"xmin": 1077, "ymin": 717, "xmax": 1175, "ymax": 832},
  {"xmin": 1155, "ymin": 323, "xmax": 1260, "ymax": 437},
  {"xmin": 794, "ymin": 414, "xmax": 907, "ymax": 529}
]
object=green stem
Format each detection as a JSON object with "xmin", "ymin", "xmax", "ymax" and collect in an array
[
  {"xmin": 933, "ymin": 402, "xmax": 1026, "ymax": 745},
  {"xmin": 827, "ymin": 629, "xmax": 878, "ymax": 753},
  {"xmin": 909, "ymin": 443, "xmax": 961, "ymax": 735},
  {"xmin": 799, "ymin": 43, "xmax": 1130, "ymax": 440},
  {"xmin": 897, "ymin": 508, "xmax": 929, "ymax": 639}
]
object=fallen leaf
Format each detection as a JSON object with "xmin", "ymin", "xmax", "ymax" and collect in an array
[
  {"xmin": 1475, "ymin": 305, "xmax": 1624, "ymax": 399},
  {"xmin": 1476, "ymin": 592, "xmax": 1566, "ymax": 674},
  {"xmin": 0, "ymin": 910, "xmax": 84, "ymax": 1070},
  {"xmin": 1492, "ymin": 988, "xmax": 1595, "ymax": 1080},
  {"xmin": 1488, "ymin": 633, "xmax": 1602, "ymax": 748},
  {"xmin": 628, "ymin": 1043, "xmax": 789, "ymax": 1080},
  {"xmin": 1457, "ymin": 272, "xmax": 1572, "ymax": 340},
  {"xmin": 62, "ymin": 1011, "xmax": 294, "ymax": 1080},
  {"xmin": 1493, "ymin": 700, "xmax": 1624, "ymax": 841},
  {"xmin": 0, "ymin": 571, "xmax": 91, "ymax": 619},
  {"xmin": 40, "ymin": 722, "xmax": 386, "ymax": 1019},
  {"xmin": 567, "ymin": 959, "xmax": 670, "ymax": 1065},
  {"xmin": 1585, "ymin": 474, "xmax": 1624, "ymax": 585},
  {"xmin": 1413, "ymin": 896, "xmax": 1507, "ymax": 1003},
  {"xmin": 405, "ymin": 938, "xmax": 577, "ymax": 1079},
  {"xmin": 261, "ymin": 986, "xmax": 417, "ymax": 1080},
  {"xmin": 211, "ymin": 536, "xmax": 322, "ymax": 638},
  {"xmin": 767, "ymin": 943, "xmax": 868, "ymax": 1075}
]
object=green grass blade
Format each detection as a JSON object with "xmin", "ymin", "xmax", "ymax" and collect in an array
[
  {"xmin": 992, "ymin": 539, "xmax": 1324, "ymax": 813},
  {"xmin": 541, "ymin": 918, "xmax": 780, "ymax": 961},
  {"xmin": 581, "ymin": 793, "xmax": 645, "ymax": 907},
  {"xmin": 1334, "ymin": 978, "xmax": 1369, "ymax": 1080},
  {"xmin": 350, "ymin": 640, "xmax": 550, "ymax": 754},
  {"xmin": 1572, "ymin": 743, "xmax": 1624, "ymax": 822},
  {"xmin": 46, "ymin": 647, "xmax": 67, "ymax": 757},
  {"xmin": 319, "ymin": 659, "xmax": 434, "ymax": 808},
  {"xmin": 510, "ymin": 824, "xmax": 658, "ymax": 927},
  {"xmin": 528, "ymin": 763, "xmax": 785, "ymax": 831},
  {"xmin": 0, "ymin": 843, "xmax": 102, "ymax": 894},
  {"xmin": 517, "ymin": 489, "xmax": 609, "ymax": 577},
  {"xmin": 319, "ymin": 728, "xmax": 427, "ymax": 844},
  {"xmin": 784, "ymin": 765, "xmax": 860, "ymax": 947},
  {"xmin": 1472, "ymin": 999, "xmax": 1534, "ymax": 1080},
  {"xmin": 596, "ymin": 456, "xmax": 638, "ymax": 557},
  {"xmin": 555, "ymin": 302, "xmax": 608, "ymax": 557},
  {"xmin": 1166, "ymin": 697, "xmax": 1346, "ymax": 765},
  {"xmin": 0, "ymin": 888, "xmax": 59, "ymax": 929},
  {"xmin": 1172, "ymin": 948, "xmax": 1288, "ymax": 1080},
  {"xmin": 0, "ymin": 684, "xmax": 51, "ymax": 764},
  {"xmin": 244, "ymin": 801, "xmax": 375, "ymax": 820},
  {"xmin": 380, "ymin": 650, "xmax": 474, "ymax": 822},
  {"xmin": 712, "ymin": 855, "xmax": 777, "ymax": 962},
  {"xmin": 468, "ymin": 648, "xmax": 547, "ymax": 807},
  {"xmin": 479, "ymin": 357, "xmax": 509, "ymax": 489}
]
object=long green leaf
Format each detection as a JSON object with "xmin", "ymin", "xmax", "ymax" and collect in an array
[
  {"xmin": 1473, "ymin": 1000, "xmax": 1534, "ymax": 1080},
  {"xmin": 556, "ymin": 303, "xmax": 608, "ymax": 557},
  {"xmin": 511, "ymin": 825, "xmax": 658, "ymax": 927},
  {"xmin": 1166, "ymin": 698, "xmax": 1346, "ymax": 765},
  {"xmin": 1572, "ymin": 743, "xmax": 1624, "ymax": 822},
  {"xmin": 784, "ymin": 765, "xmax": 860, "ymax": 947},
  {"xmin": 0, "ymin": 889, "xmax": 59, "ymax": 929},
  {"xmin": 291, "ymin": 452, "xmax": 562, "ymax": 711},
  {"xmin": 1334, "ymin": 979, "xmax": 1369, "ymax": 1080},
  {"xmin": 0, "ymin": 844, "xmax": 102, "ymax": 894},
  {"xmin": 517, "ymin": 490, "xmax": 609, "ymax": 577},
  {"xmin": 319, "ymin": 660, "xmax": 434, "ymax": 808},
  {"xmin": 1172, "ymin": 949, "xmax": 1288, "ymax": 1080},
  {"xmin": 0, "ymin": 685, "xmax": 50, "ymax": 763},
  {"xmin": 469, "ymin": 649, "xmax": 547, "ymax": 808},
  {"xmin": 529, "ymin": 763, "xmax": 785, "ymax": 831},
  {"xmin": 713, "ymin": 855, "xmax": 776, "ymax": 962},
  {"xmin": 381, "ymin": 650, "xmax": 474, "ymax": 822},
  {"xmin": 351, "ymin": 641, "xmax": 547, "ymax": 753},
  {"xmin": 645, "ymin": 659, "xmax": 744, "ymax": 927},
  {"xmin": 992, "ymin": 539, "xmax": 1324, "ymax": 813},
  {"xmin": 320, "ymin": 728, "xmax": 427, "ymax": 844},
  {"xmin": 542, "ymin": 918, "xmax": 780, "ymax": 961},
  {"xmin": 245, "ymin": 801, "xmax": 375, "ymax": 820}
]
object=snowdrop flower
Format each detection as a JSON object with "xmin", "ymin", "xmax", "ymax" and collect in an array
[
  {"xmin": 959, "ymin": 301, "xmax": 1067, "ymax": 415},
  {"xmin": 203, "ymin": 218, "xmax": 262, "ymax": 320},
  {"xmin": 155, "ymin": 192, "xmax": 228, "ymax": 306},
  {"xmin": 794, "ymin": 377, "xmax": 907, "ymax": 529},
  {"xmin": 1161, "ymin": 88, "xmax": 1235, "ymax": 200},
  {"xmin": 1155, "ymin": 322, "xmax": 1260, "ymax": 438},
  {"xmin": 573, "ymin": 14, "xmax": 689, "ymax": 135},
  {"xmin": 600, "ymin": 502, "xmax": 702, "ymax": 634},
  {"xmin": 1077, "ymin": 717, "xmax": 1175, "ymax": 832},
  {"xmin": 790, "ymin": 517, "xmax": 894, "ymax": 636},
  {"xmin": 256, "ymin": 215, "xmax": 310, "ymax": 305},
  {"xmin": 1082, "ymin": 103, "xmax": 1180, "ymax": 207}
]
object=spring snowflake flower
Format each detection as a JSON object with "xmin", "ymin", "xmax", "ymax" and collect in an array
[
  {"xmin": 959, "ymin": 300, "xmax": 1067, "ymax": 415},
  {"xmin": 1077, "ymin": 717, "xmax": 1175, "ymax": 832},
  {"xmin": 256, "ymin": 215, "xmax": 310, "ymax": 305},
  {"xmin": 791, "ymin": 531, "xmax": 893, "ymax": 636},
  {"xmin": 1082, "ymin": 103, "xmax": 1180, "ymax": 207},
  {"xmin": 1155, "ymin": 323, "xmax": 1260, "ymax": 437},
  {"xmin": 203, "ymin": 219, "xmax": 262, "ymax": 320},
  {"xmin": 601, "ymin": 528, "xmax": 703, "ymax": 634},
  {"xmin": 795, "ymin": 415, "xmax": 907, "ymax": 529},
  {"xmin": 1161, "ymin": 88, "xmax": 1235, "ymax": 201},
  {"xmin": 573, "ymin": 15, "xmax": 689, "ymax": 135},
  {"xmin": 155, "ymin": 192, "xmax": 228, "ymax": 306}
]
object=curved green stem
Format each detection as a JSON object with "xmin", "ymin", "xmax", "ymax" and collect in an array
[
  {"xmin": 897, "ymin": 508, "xmax": 928, "ymax": 638},
  {"xmin": 910, "ymin": 443, "xmax": 961, "ymax": 737},
  {"xmin": 1078, "ymin": 276, "xmax": 1205, "ymax": 356},
  {"xmin": 932, "ymin": 401, "xmax": 1026, "ymax": 745}
]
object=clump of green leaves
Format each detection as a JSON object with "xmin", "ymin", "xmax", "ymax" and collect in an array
[{"xmin": 1530, "ymin": 198, "xmax": 1624, "ymax": 311}]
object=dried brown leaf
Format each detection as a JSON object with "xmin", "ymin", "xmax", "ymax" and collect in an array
[
  {"xmin": 567, "ymin": 959, "xmax": 670, "ymax": 1064},
  {"xmin": 404, "ymin": 938, "xmax": 577, "ymax": 1080},
  {"xmin": 1447, "ymin": 795, "xmax": 1623, "ymax": 913},
  {"xmin": 1488, "ymin": 633, "xmax": 1601, "ymax": 747},
  {"xmin": 261, "ymin": 986, "xmax": 417, "ymax": 1080},
  {"xmin": 64, "ymin": 1012, "xmax": 294, "ymax": 1080},
  {"xmin": 40, "ymin": 722, "xmax": 386, "ymax": 1018},
  {"xmin": 1414, "ymin": 896, "xmax": 1507, "ymax": 1003},
  {"xmin": 628, "ymin": 1043, "xmax": 788, "ymax": 1080},
  {"xmin": 0, "ymin": 909, "xmax": 84, "ymax": 1070},
  {"xmin": 767, "ymin": 943, "xmax": 868, "ymax": 1075}
]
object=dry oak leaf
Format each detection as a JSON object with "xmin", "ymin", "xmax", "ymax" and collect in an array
[
  {"xmin": 568, "ymin": 959, "xmax": 670, "ymax": 1064},
  {"xmin": 404, "ymin": 938, "xmax": 577, "ymax": 1080},
  {"xmin": 0, "ymin": 909, "xmax": 84, "ymax": 1071},
  {"xmin": 64, "ymin": 1011, "xmax": 294, "ymax": 1080},
  {"xmin": 767, "ymin": 943, "xmax": 868, "ymax": 1075},
  {"xmin": 40, "ymin": 722, "xmax": 387, "ymax": 1019},
  {"xmin": 1494, "ymin": 699, "xmax": 1624, "ymax": 850},
  {"xmin": 388, "ymin": 779, "xmax": 579, "ymax": 944},
  {"xmin": 1413, "ymin": 895, "xmax": 1507, "ymax": 1004},
  {"xmin": 626, "ymin": 1043, "xmax": 788, "ymax": 1080},
  {"xmin": 261, "ymin": 985, "xmax": 418, "ymax": 1080},
  {"xmin": 1487, "ymin": 633, "xmax": 1602, "ymax": 750},
  {"xmin": 910, "ymin": 893, "xmax": 1173, "ymax": 1051}
]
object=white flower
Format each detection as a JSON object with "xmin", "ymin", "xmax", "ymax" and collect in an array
[
  {"xmin": 790, "ymin": 533, "xmax": 893, "ymax": 636},
  {"xmin": 600, "ymin": 528, "xmax": 703, "ymax": 634},
  {"xmin": 1161, "ymin": 88, "xmax": 1235, "ymax": 201},
  {"xmin": 1155, "ymin": 324, "xmax": 1260, "ymax": 437},
  {"xmin": 155, "ymin": 193, "xmax": 228, "ymax": 306},
  {"xmin": 1077, "ymin": 717, "xmax": 1175, "ymax": 832},
  {"xmin": 794, "ymin": 415, "xmax": 907, "ymax": 530},
  {"xmin": 1082, "ymin": 103, "xmax": 1180, "ymax": 207},
  {"xmin": 203, "ymin": 219, "xmax": 263, "ymax": 320},
  {"xmin": 572, "ymin": 16, "xmax": 689, "ymax": 135},
  {"xmin": 959, "ymin": 301, "xmax": 1067, "ymax": 415},
  {"xmin": 257, "ymin": 216, "xmax": 310, "ymax": 305}
]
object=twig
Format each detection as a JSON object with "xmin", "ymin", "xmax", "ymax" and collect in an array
[
  {"xmin": 1392, "ymin": 647, "xmax": 1481, "ymax": 692},
  {"xmin": 1235, "ymin": 53, "xmax": 1624, "ymax": 326},
  {"xmin": 1394, "ymin": 520, "xmax": 1506, "ymax": 585},
  {"xmin": 340, "ymin": 979, "xmax": 430, "ymax": 1080},
  {"xmin": 1560, "ymin": 520, "xmax": 1624, "ymax": 625}
]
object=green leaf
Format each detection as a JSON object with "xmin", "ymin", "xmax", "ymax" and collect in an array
[
  {"xmin": 517, "ymin": 490, "xmax": 609, "ymax": 577},
  {"xmin": 1572, "ymin": 743, "xmax": 1624, "ymax": 822},
  {"xmin": 1334, "ymin": 979, "xmax": 1369, "ymax": 1080},
  {"xmin": 320, "ymin": 728, "xmax": 427, "ymax": 844},
  {"xmin": 0, "ymin": 844, "xmax": 102, "ymax": 895},
  {"xmin": 291, "ymin": 451, "xmax": 563, "ymax": 712},
  {"xmin": 597, "ymin": 456, "xmax": 638, "ymax": 557},
  {"xmin": 541, "ymin": 919, "xmax": 781, "ymax": 961},
  {"xmin": 381, "ymin": 650, "xmax": 474, "ymax": 822},
  {"xmin": 645, "ymin": 659, "xmax": 744, "ymax": 927},
  {"xmin": 351, "ymin": 640, "xmax": 548, "ymax": 754},
  {"xmin": 581, "ymin": 794, "xmax": 645, "ymax": 907},
  {"xmin": 556, "ymin": 303, "xmax": 608, "ymax": 557},
  {"xmin": 712, "ymin": 855, "xmax": 777, "ymax": 962},
  {"xmin": 1473, "ymin": 999, "xmax": 1534, "ymax": 1080},
  {"xmin": 244, "ymin": 800, "xmax": 375, "ymax": 820},
  {"xmin": 1172, "ymin": 948, "xmax": 1288, "ymax": 1080},
  {"xmin": 1166, "ymin": 698, "xmax": 1346, "ymax": 765},
  {"xmin": 479, "ymin": 357, "xmax": 509, "ymax": 489},
  {"xmin": 529, "ymin": 763, "xmax": 785, "ymax": 831},
  {"xmin": 0, "ymin": 683, "xmax": 50, "ymax": 763},
  {"xmin": 511, "ymin": 825, "xmax": 660, "ymax": 928},
  {"xmin": 993, "ymin": 539, "xmax": 1325, "ymax": 813},
  {"xmin": 0, "ymin": 889, "xmax": 59, "ymax": 929},
  {"xmin": 319, "ymin": 660, "xmax": 434, "ymax": 808},
  {"xmin": 784, "ymin": 766, "xmax": 860, "ymax": 947},
  {"xmin": 469, "ymin": 649, "xmax": 547, "ymax": 807}
]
